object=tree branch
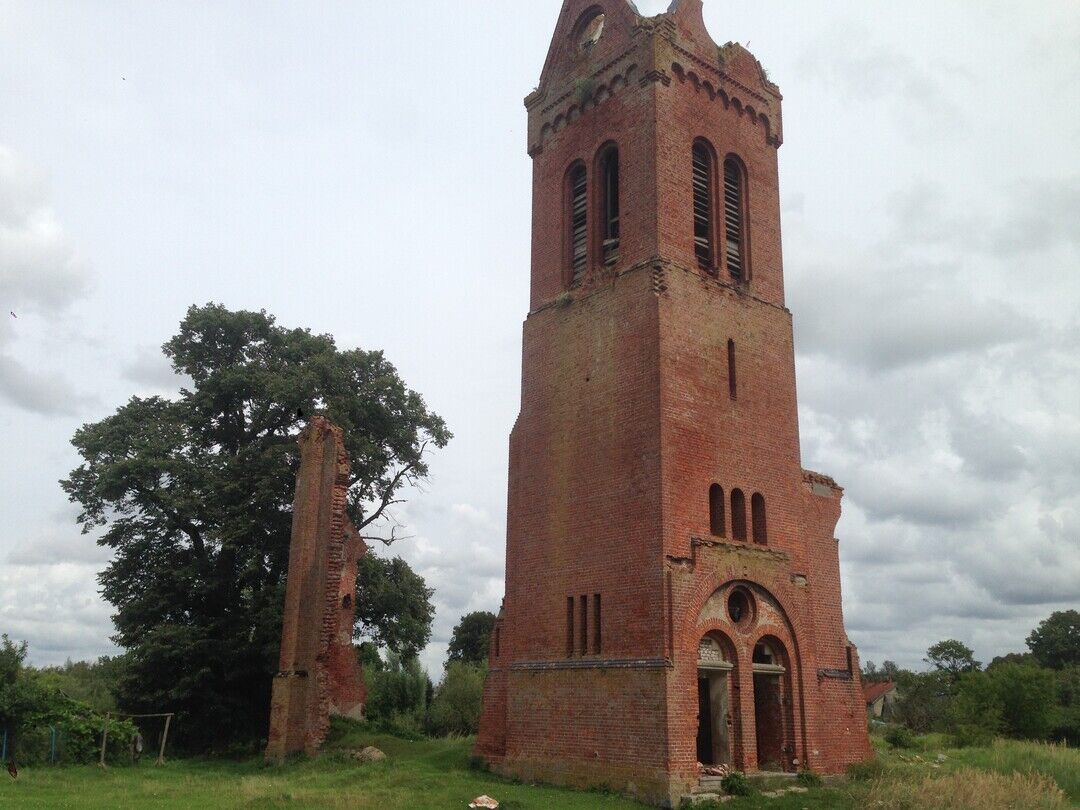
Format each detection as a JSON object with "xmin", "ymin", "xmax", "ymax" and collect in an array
[{"xmin": 356, "ymin": 441, "xmax": 429, "ymax": 531}]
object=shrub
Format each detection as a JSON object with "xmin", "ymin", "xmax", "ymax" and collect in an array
[
  {"xmin": 988, "ymin": 664, "xmax": 1056, "ymax": 740},
  {"xmin": 949, "ymin": 671, "xmax": 1002, "ymax": 746},
  {"xmin": 796, "ymin": 769, "xmax": 823, "ymax": 786},
  {"xmin": 363, "ymin": 653, "xmax": 429, "ymax": 734},
  {"xmin": 893, "ymin": 670, "xmax": 951, "ymax": 733},
  {"xmin": 864, "ymin": 769, "xmax": 1066, "ymax": 809},
  {"xmin": 426, "ymin": 661, "xmax": 486, "ymax": 737},
  {"xmin": 720, "ymin": 771, "xmax": 752, "ymax": 796},
  {"xmin": 884, "ymin": 725, "xmax": 916, "ymax": 749},
  {"xmin": 847, "ymin": 757, "xmax": 885, "ymax": 781}
]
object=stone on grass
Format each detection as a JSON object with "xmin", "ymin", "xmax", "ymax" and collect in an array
[{"xmin": 351, "ymin": 746, "xmax": 387, "ymax": 763}]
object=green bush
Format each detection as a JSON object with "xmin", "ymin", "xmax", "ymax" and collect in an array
[
  {"xmin": 426, "ymin": 662, "xmax": 486, "ymax": 737},
  {"xmin": 988, "ymin": 664, "xmax": 1056, "ymax": 740},
  {"xmin": 720, "ymin": 771, "xmax": 752, "ymax": 796},
  {"xmin": 884, "ymin": 725, "xmax": 916, "ymax": 749},
  {"xmin": 796, "ymin": 769, "xmax": 823, "ymax": 786},
  {"xmin": 949, "ymin": 671, "xmax": 1002, "ymax": 747},
  {"xmin": 363, "ymin": 652, "xmax": 429, "ymax": 734},
  {"xmin": 893, "ymin": 670, "xmax": 951, "ymax": 733},
  {"xmin": 847, "ymin": 757, "xmax": 886, "ymax": 781}
]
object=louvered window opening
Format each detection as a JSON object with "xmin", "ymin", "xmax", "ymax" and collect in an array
[
  {"xmin": 724, "ymin": 159, "xmax": 744, "ymax": 280},
  {"xmin": 569, "ymin": 165, "xmax": 588, "ymax": 283},
  {"xmin": 692, "ymin": 144, "xmax": 714, "ymax": 271},
  {"xmin": 601, "ymin": 149, "xmax": 620, "ymax": 265}
]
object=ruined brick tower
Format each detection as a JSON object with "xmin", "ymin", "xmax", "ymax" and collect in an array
[
  {"xmin": 475, "ymin": 1, "xmax": 872, "ymax": 805},
  {"xmin": 266, "ymin": 417, "xmax": 367, "ymax": 764}
]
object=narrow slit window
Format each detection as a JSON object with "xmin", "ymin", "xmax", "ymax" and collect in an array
[
  {"xmin": 731, "ymin": 488, "xmax": 747, "ymax": 541},
  {"xmin": 569, "ymin": 163, "xmax": 588, "ymax": 283},
  {"xmin": 752, "ymin": 492, "xmax": 767, "ymax": 545},
  {"xmin": 566, "ymin": 596, "xmax": 575, "ymax": 657},
  {"xmin": 724, "ymin": 158, "xmax": 746, "ymax": 280},
  {"xmin": 600, "ymin": 146, "xmax": 620, "ymax": 265},
  {"xmin": 728, "ymin": 339, "xmax": 737, "ymax": 400},
  {"xmin": 579, "ymin": 594, "xmax": 589, "ymax": 656},
  {"xmin": 709, "ymin": 484, "xmax": 726, "ymax": 536},
  {"xmin": 494, "ymin": 625, "xmax": 500, "ymax": 657},
  {"xmin": 593, "ymin": 594, "xmax": 602, "ymax": 654},
  {"xmin": 692, "ymin": 142, "xmax": 714, "ymax": 271}
]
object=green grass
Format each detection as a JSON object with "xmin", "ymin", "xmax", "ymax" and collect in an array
[
  {"xmin": 0, "ymin": 721, "xmax": 645, "ymax": 809},
  {"xmin": 1, "ymin": 725, "xmax": 1076, "ymax": 809}
]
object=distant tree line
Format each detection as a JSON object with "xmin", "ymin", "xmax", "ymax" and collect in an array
[{"xmin": 864, "ymin": 610, "xmax": 1080, "ymax": 747}]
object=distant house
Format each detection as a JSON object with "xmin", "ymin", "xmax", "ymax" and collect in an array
[{"xmin": 864, "ymin": 681, "xmax": 898, "ymax": 720}]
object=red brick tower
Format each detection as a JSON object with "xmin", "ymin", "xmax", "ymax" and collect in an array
[{"xmin": 476, "ymin": 1, "xmax": 872, "ymax": 805}]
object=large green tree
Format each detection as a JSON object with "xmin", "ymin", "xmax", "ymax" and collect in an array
[
  {"xmin": 1027, "ymin": 610, "xmax": 1080, "ymax": 670},
  {"xmin": 925, "ymin": 639, "xmax": 981, "ymax": 682},
  {"xmin": 446, "ymin": 611, "xmax": 497, "ymax": 666},
  {"xmin": 62, "ymin": 304, "xmax": 450, "ymax": 748}
]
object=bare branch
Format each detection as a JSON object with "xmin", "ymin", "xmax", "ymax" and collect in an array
[
  {"xmin": 358, "ymin": 524, "xmax": 414, "ymax": 547},
  {"xmin": 356, "ymin": 442, "xmax": 431, "ymax": 531}
]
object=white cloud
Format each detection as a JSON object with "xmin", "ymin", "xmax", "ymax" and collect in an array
[{"xmin": 0, "ymin": 144, "xmax": 92, "ymax": 415}]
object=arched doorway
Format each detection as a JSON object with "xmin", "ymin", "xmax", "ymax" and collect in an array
[
  {"xmin": 752, "ymin": 637, "xmax": 795, "ymax": 772},
  {"xmin": 696, "ymin": 634, "xmax": 739, "ymax": 768}
]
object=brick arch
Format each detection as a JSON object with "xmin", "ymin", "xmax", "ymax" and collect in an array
[
  {"xmin": 695, "ymin": 626, "xmax": 745, "ymax": 771},
  {"xmin": 681, "ymin": 577, "xmax": 809, "ymax": 770},
  {"xmin": 749, "ymin": 633, "xmax": 799, "ymax": 771}
]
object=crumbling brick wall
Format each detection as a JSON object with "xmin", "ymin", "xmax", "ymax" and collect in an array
[{"xmin": 265, "ymin": 417, "xmax": 366, "ymax": 763}]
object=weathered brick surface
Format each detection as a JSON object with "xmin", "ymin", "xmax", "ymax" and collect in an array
[
  {"xmin": 477, "ymin": 1, "xmax": 871, "ymax": 805},
  {"xmin": 265, "ymin": 417, "xmax": 367, "ymax": 763}
]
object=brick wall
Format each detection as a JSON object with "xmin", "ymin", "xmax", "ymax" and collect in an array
[{"xmin": 265, "ymin": 417, "xmax": 366, "ymax": 763}]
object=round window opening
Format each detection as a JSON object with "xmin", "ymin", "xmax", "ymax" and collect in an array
[
  {"xmin": 727, "ymin": 588, "xmax": 753, "ymax": 625},
  {"xmin": 577, "ymin": 12, "xmax": 605, "ymax": 50}
]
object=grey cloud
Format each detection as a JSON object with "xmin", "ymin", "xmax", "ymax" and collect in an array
[
  {"xmin": 798, "ymin": 39, "xmax": 962, "ymax": 132},
  {"xmin": 6, "ymin": 528, "xmax": 110, "ymax": 566},
  {"xmin": 991, "ymin": 179, "xmax": 1080, "ymax": 256},
  {"xmin": 0, "ymin": 145, "xmax": 91, "ymax": 313},
  {"xmin": 0, "ymin": 144, "xmax": 92, "ymax": 415},
  {"xmin": 949, "ymin": 410, "xmax": 1027, "ymax": 482},
  {"xmin": 793, "ymin": 271, "xmax": 1036, "ymax": 373},
  {"xmin": 122, "ymin": 345, "xmax": 188, "ymax": 392},
  {"xmin": 0, "ymin": 353, "xmax": 83, "ymax": 415}
]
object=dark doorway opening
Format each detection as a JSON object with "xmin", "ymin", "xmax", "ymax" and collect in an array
[
  {"xmin": 753, "ymin": 672, "xmax": 783, "ymax": 770},
  {"xmin": 696, "ymin": 676, "xmax": 713, "ymax": 763},
  {"xmin": 697, "ymin": 670, "xmax": 733, "ymax": 766},
  {"xmin": 752, "ymin": 637, "xmax": 794, "ymax": 772}
]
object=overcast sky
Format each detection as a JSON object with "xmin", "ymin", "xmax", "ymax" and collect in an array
[{"xmin": 1, "ymin": 0, "xmax": 1077, "ymax": 678}]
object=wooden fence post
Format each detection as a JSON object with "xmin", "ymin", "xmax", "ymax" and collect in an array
[{"xmin": 99, "ymin": 713, "xmax": 109, "ymax": 768}]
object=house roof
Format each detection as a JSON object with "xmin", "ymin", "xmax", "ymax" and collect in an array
[{"xmin": 863, "ymin": 681, "xmax": 896, "ymax": 704}]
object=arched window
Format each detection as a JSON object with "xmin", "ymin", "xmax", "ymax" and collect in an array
[
  {"xmin": 568, "ymin": 162, "xmax": 588, "ymax": 283},
  {"xmin": 574, "ymin": 8, "xmax": 606, "ymax": 51},
  {"xmin": 751, "ymin": 492, "xmax": 767, "ymax": 545},
  {"xmin": 692, "ymin": 141, "xmax": 715, "ymax": 272},
  {"xmin": 709, "ymin": 484, "xmax": 725, "ymax": 536},
  {"xmin": 731, "ymin": 488, "xmax": 747, "ymax": 541},
  {"xmin": 723, "ymin": 157, "xmax": 747, "ymax": 280},
  {"xmin": 598, "ymin": 145, "xmax": 620, "ymax": 265}
]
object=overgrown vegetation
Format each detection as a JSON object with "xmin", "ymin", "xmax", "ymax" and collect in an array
[
  {"xmin": 864, "ymin": 611, "xmax": 1080, "ymax": 748},
  {"xmin": 0, "ymin": 636, "xmax": 137, "ymax": 765}
]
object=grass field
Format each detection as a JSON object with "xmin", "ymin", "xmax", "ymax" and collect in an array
[{"xmin": 0, "ymin": 721, "xmax": 1076, "ymax": 809}]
